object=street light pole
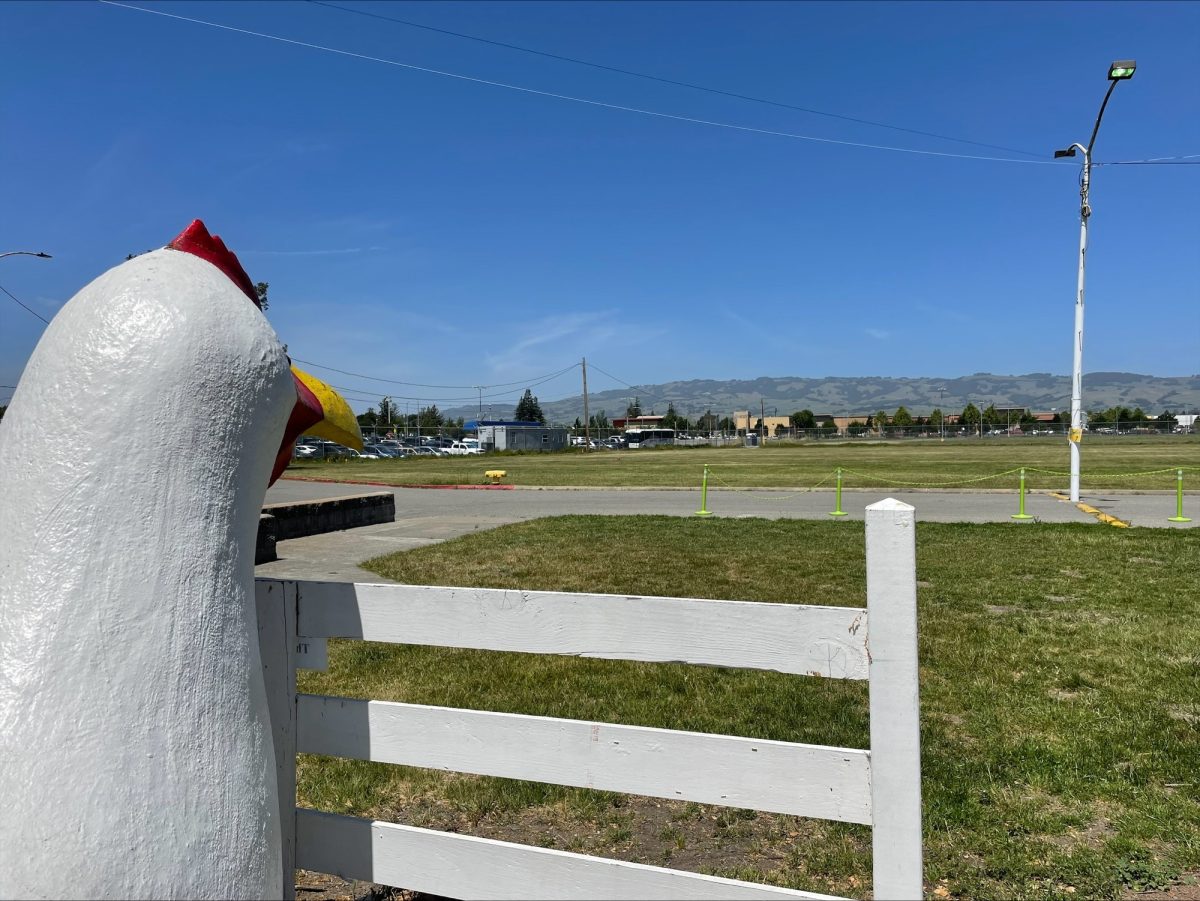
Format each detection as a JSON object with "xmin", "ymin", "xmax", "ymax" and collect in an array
[{"xmin": 1056, "ymin": 60, "xmax": 1135, "ymax": 503}]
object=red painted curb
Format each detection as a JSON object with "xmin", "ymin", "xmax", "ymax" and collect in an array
[{"xmin": 281, "ymin": 476, "xmax": 514, "ymax": 490}]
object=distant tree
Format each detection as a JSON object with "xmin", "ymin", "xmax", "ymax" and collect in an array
[
  {"xmin": 661, "ymin": 402, "xmax": 680, "ymax": 430},
  {"xmin": 377, "ymin": 396, "xmax": 396, "ymax": 425},
  {"xmin": 514, "ymin": 389, "xmax": 546, "ymax": 424},
  {"xmin": 960, "ymin": 403, "xmax": 981, "ymax": 429},
  {"xmin": 590, "ymin": 409, "xmax": 610, "ymax": 431},
  {"xmin": 892, "ymin": 406, "xmax": 913, "ymax": 427},
  {"xmin": 821, "ymin": 420, "xmax": 839, "ymax": 436},
  {"xmin": 357, "ymin": 407, "xmax": 378, "ymax": 429},
  {"xmin": 848, "ymin": 420, "xmax": 869, "ymax": 437},
  {"xmin": 790, "ymin": 409, "xmax": 816, "ymax": 430},
  {"xmin": 982, "ymin": 404, "xmax": 1000, "ymax": 426},
  {"xmin": 625, "ymin": 397, "xmax": 642, "ymax": 419},
  {"xmin": 873, "ymin": 410, "xmax": 889, "ymax": 433},
  {"xmin": 718, "ymin": 415, "xmax": 735, "ymax": 432},
  {"xmin": 929, "ymin": 408, "xmax": 944, "ymax": 427},
  {"xmin": 572, "ymin": 417, "xmax": 582, "ymax": 432},
  {"xmin": 255, "ymin": 282, "xmax": 269, "ymax": 311},
  {"xmin": 417, "ymin": 405, "xmax": 444, "ymax": 430}
]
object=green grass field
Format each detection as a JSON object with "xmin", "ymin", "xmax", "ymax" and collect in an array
[
  {"xmin": 296, "ymin": 516, "xmax": 1200, "ymax": 900},
  {"xmin": 288, "ymin": 436, "xmax": 1200, "ymax": 491}
]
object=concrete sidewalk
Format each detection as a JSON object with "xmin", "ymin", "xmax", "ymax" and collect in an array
[{"xmin": 254, "ymin": 479, "xmax": 1197, "ymax": 583}]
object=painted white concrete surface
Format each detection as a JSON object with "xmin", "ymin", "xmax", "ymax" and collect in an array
[{"xmin": 0, "ymin": 250, "xmax": 291, "ymax": 898}]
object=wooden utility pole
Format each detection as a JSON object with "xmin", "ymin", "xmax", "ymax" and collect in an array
[{"xmin": 581, "ymin": 357, "xmax": 591, "ymax": 451}]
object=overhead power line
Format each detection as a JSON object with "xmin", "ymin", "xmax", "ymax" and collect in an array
[
  {"xmin": 0, "ymin": 283, "xmax": 50, "ymax": 324},
  {"xmin": 1095, "ymin": 153, "xmax": 1200, "ymax": 167},
  {"xmin": 99, "ymin": 1, "xmax": 1064, "ymax": 166},
  {"xmin": 292, "ymin": 357, "xmax": 580, "ymax": 391},
  {"xmin": 306, "ymin": 0, "xmax": 1044, "ymax": 159}
]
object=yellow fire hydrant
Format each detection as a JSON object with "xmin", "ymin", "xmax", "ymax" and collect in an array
[{"xmin": 485, "ymin": 470, "xmax": 507, "ymax": 484}]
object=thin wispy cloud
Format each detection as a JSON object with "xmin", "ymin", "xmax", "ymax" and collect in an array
[
  {"xmin": 241, "ymin": 246, "xmax": 385, "ymax": 256},
  {"xmin": 865, "ymin": 328, "xmax": 890, "ymax": 340},
  {"xmin": 483, "ymin": 311, "xmax": 619, "ymax": 373},
  {"xmin": 914, "ymin": 302, "xmax": 974, "ymax": 325}
]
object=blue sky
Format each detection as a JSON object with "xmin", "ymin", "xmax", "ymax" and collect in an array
[{"xmin": 2, "ymin": 0, "xmax": 1197, "ymax": 415}]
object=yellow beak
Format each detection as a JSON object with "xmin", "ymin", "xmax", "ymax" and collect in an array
[{"xmin": 291, "ymin": 365, "xmax": 364, "ymax": 451}]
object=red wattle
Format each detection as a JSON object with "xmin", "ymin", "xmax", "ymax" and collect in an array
[{"xmin": 269, "ymin": 372, "xmax": 323, "ymax": 485}]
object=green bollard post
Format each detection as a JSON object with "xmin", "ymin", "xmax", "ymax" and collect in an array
[
  {"xmin": 1012, "ymin": 468, "xmax": 1033, "ymax": 520},
  {"xmin": 829, "ymin": 468, "xmax": 848, "ymax": 517},
  {"xmin": 1168, "ymin": 469, "xmax": 1192, "ymax": 522},
  {"xmin": 695, "ymin": 464, "xmax": 713, "ymax": 516}
]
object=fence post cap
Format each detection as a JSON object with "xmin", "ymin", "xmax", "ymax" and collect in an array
[{"xmin": 865, "ymin": 498, "xmax": 914, "ymax": 513}]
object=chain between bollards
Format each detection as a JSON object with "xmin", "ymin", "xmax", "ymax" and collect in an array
[
  {"xmin": 829, "ymin": 468, "xmax": 847, "ymax": 517},
  {"xmin": 694, "ymin": 464, "xmax": 713, "ymax": 516},
  {"xmin": 1168, "ymin": 469, "xmax": 1191, "ymax": 522},
  {"xmin": 1012, "ymin": 468, "xmax": 1034, "ymax": 520}
]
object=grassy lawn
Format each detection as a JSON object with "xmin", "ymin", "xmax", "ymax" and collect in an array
[
  {"xmin": 287, "ymin": 436, "xmax": 1200, "ymax": 491},
  {"xmin": 296, "ymin": 516, "xmax": 1200, "ymax": 900}
]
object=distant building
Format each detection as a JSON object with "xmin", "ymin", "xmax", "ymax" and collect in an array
[
  {"xmin": 613, "ymin": 415, "xmax": 664, "ymax": 431},
  {"xmin": 465, "ymin": 420, "xmax": 568, "ymax": 452}
]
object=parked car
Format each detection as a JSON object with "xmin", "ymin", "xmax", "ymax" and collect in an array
[{"xmin": 447, "ymin": 441, "xmax": 483, "ymax": 455}]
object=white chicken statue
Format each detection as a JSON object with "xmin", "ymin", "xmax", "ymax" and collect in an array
[{"xmin": 0, "ymin": 220, "xmax": 362, "ymax": 899}]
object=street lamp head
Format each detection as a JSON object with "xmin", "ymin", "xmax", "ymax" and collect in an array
[
  {"xmin": 1108, "ymin": 60, "xmax": 1136, "ymax": 80},
  {"xmin": 1054, "ymin": 146, "xmax": 1078, "ymax": 159}
]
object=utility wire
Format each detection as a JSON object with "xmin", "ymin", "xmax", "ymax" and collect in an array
[
  {"xmin": 292, "ymin": 357, "xmax": 579, "ymax": 390},
  {"xmin": 0, "ymin": 284, "xmax": 50, "ymax": 324},
  {"xmin": 306, "ymin": 0, "xmax": 1045, "ymax": 159},
  {"xmin": 99, "ymin": 1, "xmax": 1065, "ymax": 166},
  {"xmin": 325, "ymin": 364, "xmax": 581, "ymax": 406},
  {"xmin": 585, "ymin": 362, "xmax": 676, "ymax": 410}
]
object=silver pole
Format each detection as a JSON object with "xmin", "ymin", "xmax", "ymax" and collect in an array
[{"xmin": 1068, "ymin": 142, "xmax": 1090, "ymax": 503}]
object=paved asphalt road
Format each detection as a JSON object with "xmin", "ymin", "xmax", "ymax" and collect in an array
[{"xmin": 256, "ymin": 479, "xmax": 1195, "ymax": 583}]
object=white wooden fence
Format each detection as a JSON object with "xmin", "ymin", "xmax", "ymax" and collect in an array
[{"xmin": 255, "ymin": 498, "xmax": 923, "ymax": 900}]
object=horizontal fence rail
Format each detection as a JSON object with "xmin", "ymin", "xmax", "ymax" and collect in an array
[
  {"xmin": 298, "ymin": 696, "xmax": 873, "ymax": 824},
  {"xmin": 296, "ymin": 581, "xmax": 870, "ymax": 680},
  {"xmin": 257, "ymin": 498, "xmax": 922, "ymax": 900},
  {"xmin": 296, "ymin": 809, "xmax": 842, "ymax": 900}
]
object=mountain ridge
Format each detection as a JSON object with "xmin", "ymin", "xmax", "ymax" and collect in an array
[{"xmin": 443, "ymin": 372, "xmax": 1200, "ymax": 425}]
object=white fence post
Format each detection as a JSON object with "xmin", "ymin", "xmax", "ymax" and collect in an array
[
  {"xmin": 257, "ymin": 578, "xmax": 298, "ymax": 901},
  {"xmin": 865, "ymin": 499, "xmax": 923, "ymax": 901}
]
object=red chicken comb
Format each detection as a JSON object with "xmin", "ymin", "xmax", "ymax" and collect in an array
[{"xmin": 167, "ymin": 219, "xmax": 260, "ymax": 308}]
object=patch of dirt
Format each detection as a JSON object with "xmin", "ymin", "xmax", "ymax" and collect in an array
[
  {"xmin": 1042, "ymin": 816, "xmax": 1115, "ymax": 852},
  {"xmin": 295, "ymin": 870, "xmax": 457, "ymax": 901},
  {"xmin": 986, "ymin": 604, "xmax": 1017, "ymax": 614},
  {"xmin": 1121, "ymin": 873, "xmax": 1200, "ymax": 900},
  {"xmin": 1168, "ymin": 706, "xmax": 1198, "ymax": 724}
]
